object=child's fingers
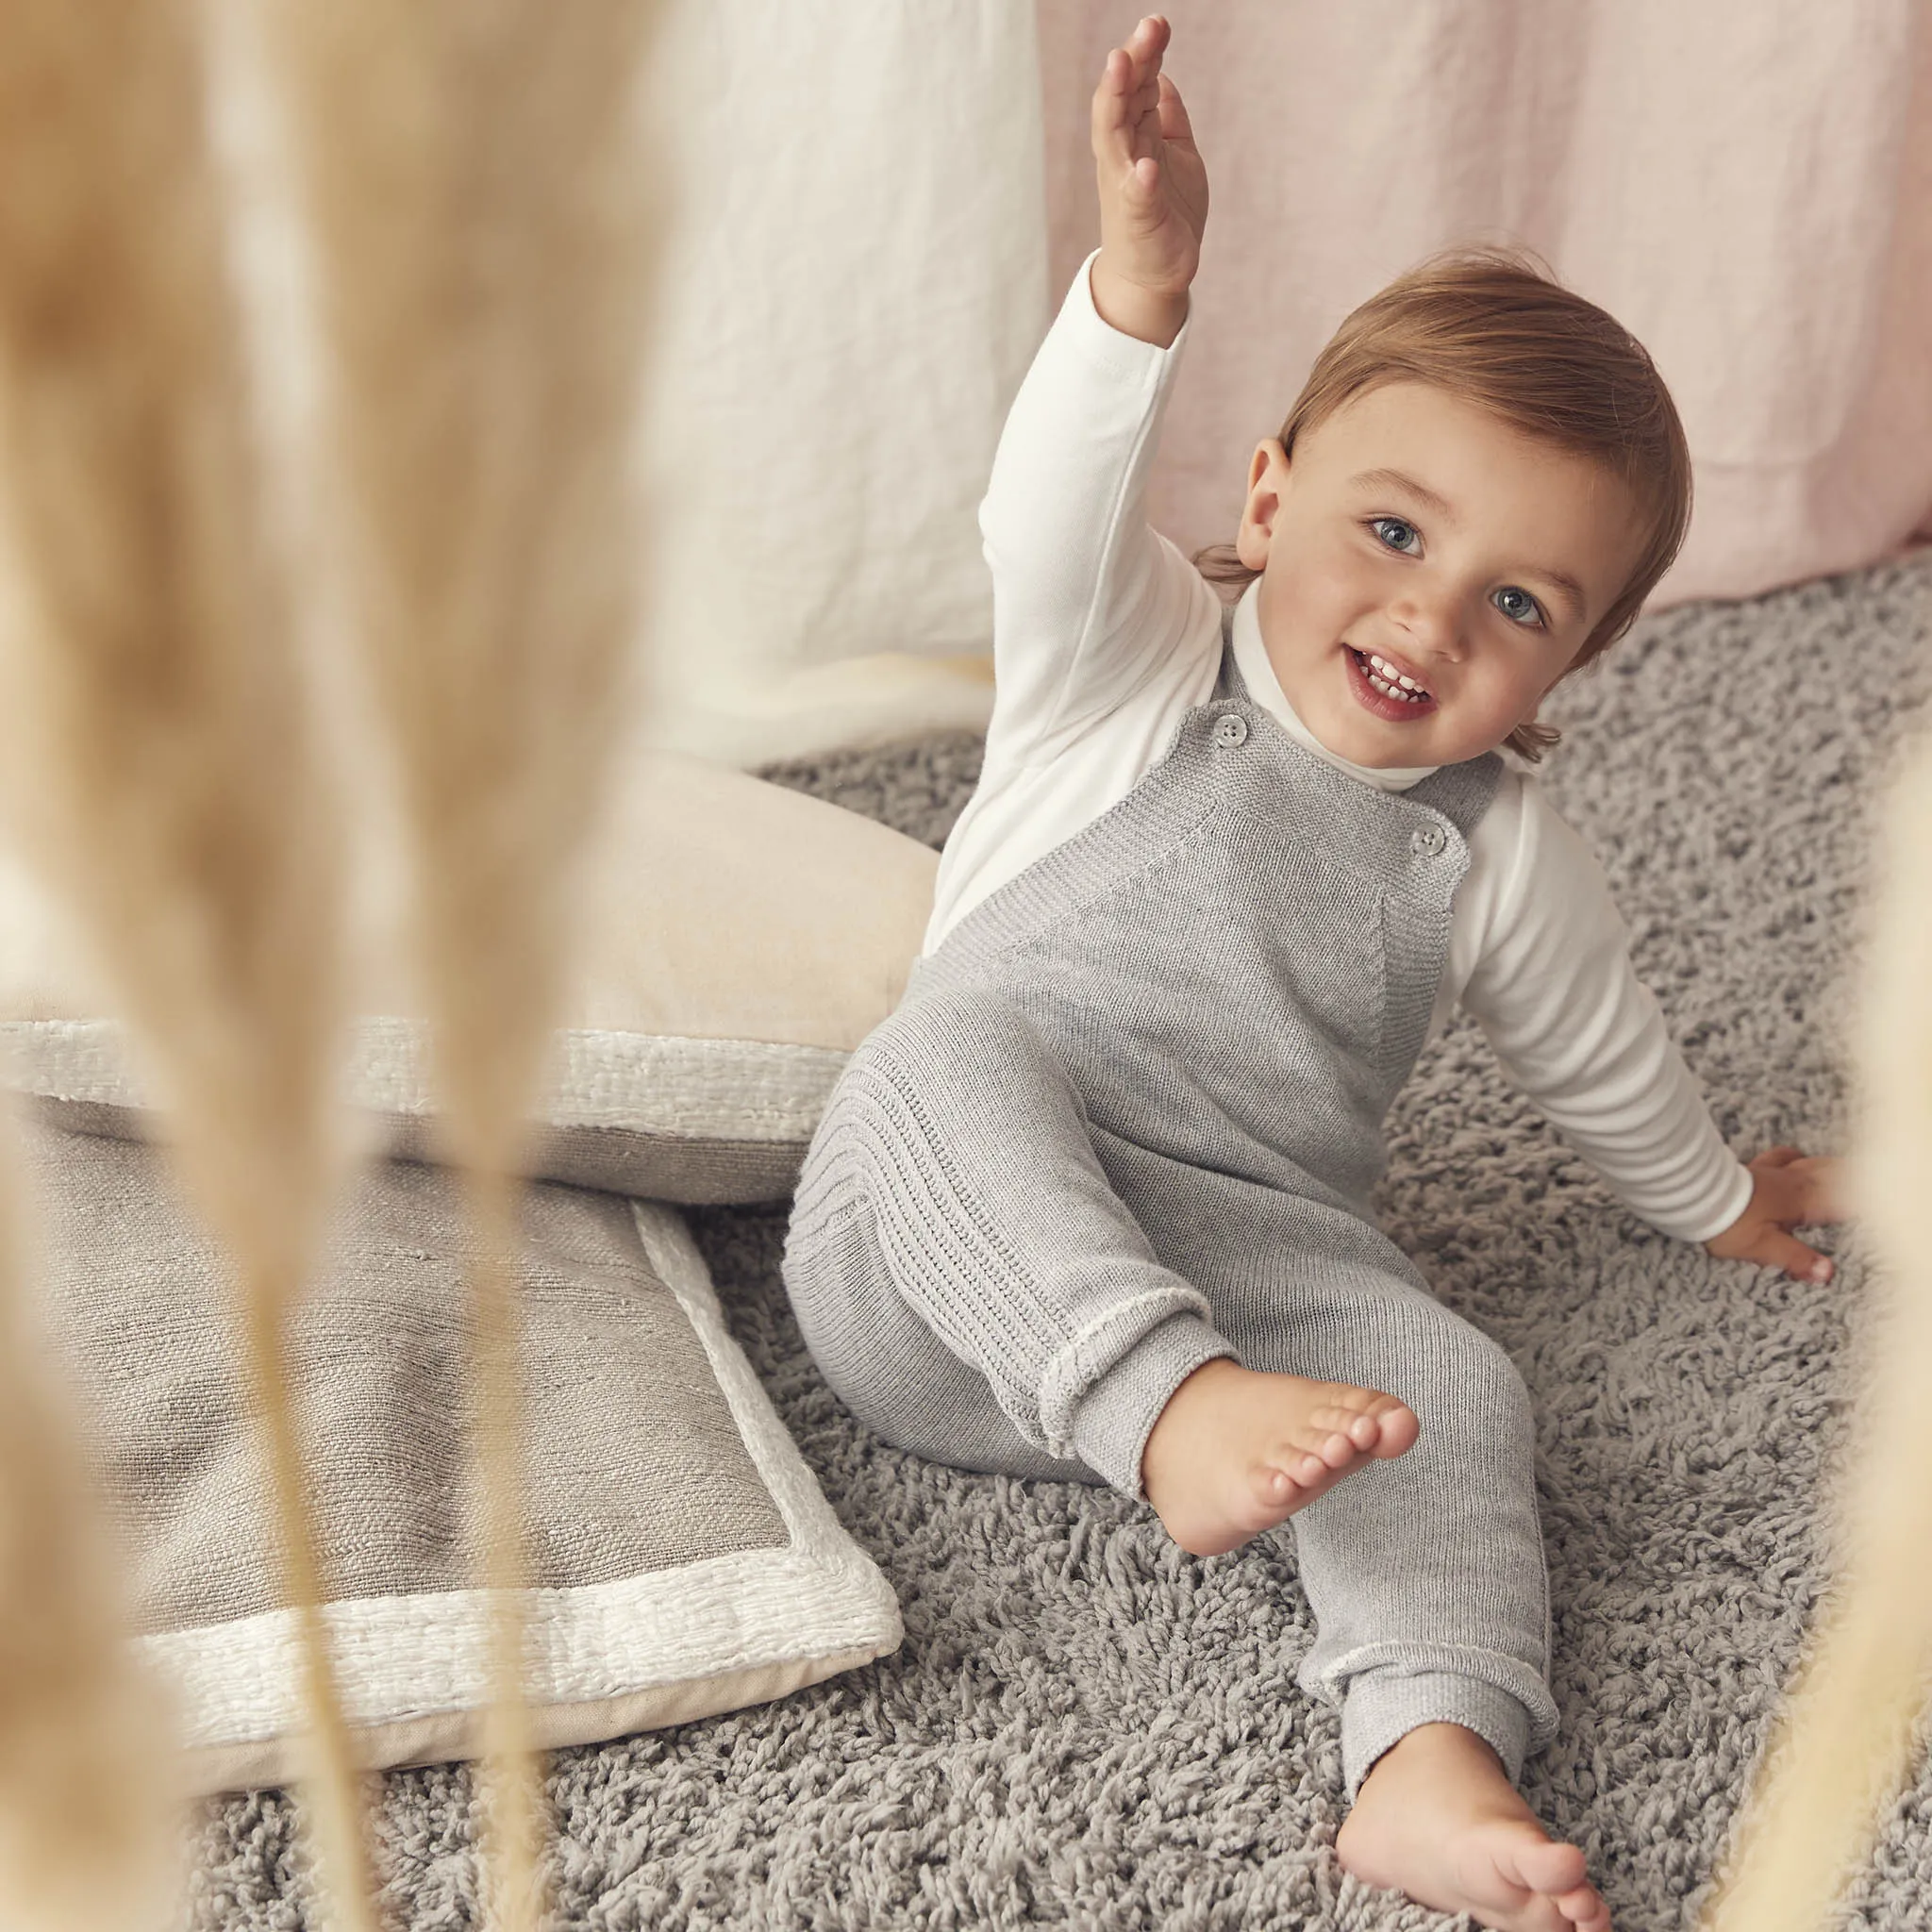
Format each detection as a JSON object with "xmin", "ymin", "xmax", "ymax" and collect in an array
[
  {"xmin": 1125, "ymin": 13, "xmax": 1172, "ymax": 78},
  {"xmin": 1097, "ymin": 17, "xmax": 1169, "ymax": 117},
  {"xmin": 1093, "ymin": 84, "xmax": 1166, "ymax": 189},
  {"xmin": 1155, "ymin": 72, "xmax": 1199, "ymax": 152},
  {"xmin": 1091, "ymin": 48, "xmax": 1154, "ymax": 172},
  {"xmin": 1103, "ymin": 17, "xmax": 1168, "ymax": 101},
  {"xmin": 1759, "ymin": 1230, "xmax": 1835, "ymax": 1283},
  {"xmin": 1091, "ymin": 70, "xmax": 1126, "ymax": 173}
]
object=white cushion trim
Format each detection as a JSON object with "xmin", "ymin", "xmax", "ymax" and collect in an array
[
  {"xmin": 138, "ymin": 1200, "xmax": 902, "ymax": 1748},
  {"xmin": 3, "ymin": 1017, "xmax": 848, "ymax": 1141}
]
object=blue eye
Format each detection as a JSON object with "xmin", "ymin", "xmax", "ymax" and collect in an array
[
  {"xmin": 1369, "ymin": 516, "xmax": 1420, "ymax": 555},
  {"xmin": 1492, "ymin": 585, "xmax": 1546, "ymax": 628}
]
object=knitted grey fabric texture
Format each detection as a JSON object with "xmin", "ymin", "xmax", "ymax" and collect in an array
[
  {"xmin": 184, "ymin": 551, "xmax": 1931, "ymax": 1929},
  {"xmin": 784, "ymin": 647, "xmax": 1553, "ymax": 1791}
]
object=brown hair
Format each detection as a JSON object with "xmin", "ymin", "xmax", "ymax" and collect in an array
[{"xmin": 1195, "ymin": 245, "xmax": 1692, "ymax": 763}]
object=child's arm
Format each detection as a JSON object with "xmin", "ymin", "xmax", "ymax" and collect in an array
[
  {"xmin": 975, "ymin": 17, "xmax": 1217, "ymax": 764},
  {"xmin": 1460, "ymin": 782, "xmax": 1846, "ymax": 1281}
]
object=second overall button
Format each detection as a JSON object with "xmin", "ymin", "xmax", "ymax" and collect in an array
[
  {"xmin": 1212, "ymin": 713, "xmax": 1248, "ymax": 748},
  {"xmin": 1410, "ymin": 824, "xmax": 1446, "ymax": 858}
]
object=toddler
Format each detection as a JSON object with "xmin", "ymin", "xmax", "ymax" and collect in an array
[{"xmin": 782, "ymin": 19, "xmax": 1844, "ymax": 1931}]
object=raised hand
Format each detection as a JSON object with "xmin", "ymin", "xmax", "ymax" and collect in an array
[
  {"xmin": 1703, "ymin": 1144, "xmax": 1849, "ymax": 1281},
  {"xmin": 1089, "ymin": 15, "xmax": 1207, "ymax": 347}
]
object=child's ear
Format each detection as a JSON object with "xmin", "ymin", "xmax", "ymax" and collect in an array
[{"xmin": 1236, "ymin": 438, "xmax": 1291, "ymax": 572}]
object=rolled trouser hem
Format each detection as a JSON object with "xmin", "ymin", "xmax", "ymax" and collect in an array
[
  {"xmin": 1343, "ymin": 1670, "xmax": 1534, "ymax": 1799},
  {"xmin": 1068, "ymin": 1311, "xmax": 1238, "ymax": 1497}
]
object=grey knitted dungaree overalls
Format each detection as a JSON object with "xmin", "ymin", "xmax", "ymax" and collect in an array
[{"xmin": 783, "ymin": 636, "xmax": 1558, "ymax": 1791}]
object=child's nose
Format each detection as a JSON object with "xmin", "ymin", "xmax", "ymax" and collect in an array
[{"xmin": 1388, "ymin": 591, "xmax": 1463, "ymax": 662}]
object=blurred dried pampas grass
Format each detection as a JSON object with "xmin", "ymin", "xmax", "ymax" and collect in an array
[
  {"xmin": 0, "ymin": 0, "xmax": 372, "ymax": 1922},
  {"xmin": 0, "ymin": 0, "xmax": 662, "ymax": 1925},
  {"xmin": 1701, "ymin": 727, "xmax": 1932, "ymax": 1931},
  {"xmin": 269, "ymin": 2, "xmax": 664, "ymax": 1924}
]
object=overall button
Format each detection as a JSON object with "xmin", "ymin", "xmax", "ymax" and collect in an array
[
  {"xmin": 1212, "ymin": 712, "xmax": 1249, "ymax": 748},
  {"xmin": 1410, "ymin": 823, "xmax": 1447, "ymax": 858}
]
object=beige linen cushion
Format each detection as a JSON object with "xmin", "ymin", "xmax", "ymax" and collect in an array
[
  {"xmin": 25, "ymin": 1111, "xmax": 901, "ymax": 1795},
  {"xmin": 0, "ymin": 753, "xmax": 938, "ymax": 1204}
]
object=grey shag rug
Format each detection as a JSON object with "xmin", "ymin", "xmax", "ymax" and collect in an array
[{"xmin": 188, "ymin": 551, "xmax": 1932, "ymax": 1930}]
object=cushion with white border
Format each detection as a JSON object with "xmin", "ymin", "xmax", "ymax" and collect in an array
[{"xmin": 25, "ymin": 1111, "xmax": 901, "ymax": 1794}]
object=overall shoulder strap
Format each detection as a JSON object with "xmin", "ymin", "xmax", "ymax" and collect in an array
[
  {"xmin": 1212, "ymin": 600, "xmax": 1246, "ymax": 703},
  {"xmin": 1412, "ymin": 749, "xmax": 1506, "ymax": 841}
]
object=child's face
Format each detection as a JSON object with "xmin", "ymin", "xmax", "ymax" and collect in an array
[{"xmin": 1236, "ymin": 381, "xmax": 1649, "ymax": 768}]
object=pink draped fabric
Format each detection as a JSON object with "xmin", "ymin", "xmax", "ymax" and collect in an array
[{"xmin": 1040, "ymin": 2, "xmax": 1932, "ymax": 608}]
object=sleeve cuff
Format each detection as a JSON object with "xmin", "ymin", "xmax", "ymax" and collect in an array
[
  {"xmin": 1058, "ymin": 248, "xmax": 1192, "ymax": 381},
  {"xmin": 1662, "ymin": 1157, "xmax": 1758, "ymax": 1246}
]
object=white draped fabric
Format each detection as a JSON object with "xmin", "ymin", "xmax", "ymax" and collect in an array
[{"xmin": 634, "ymin": 0, "xmax": 1043, "ymax": 764}]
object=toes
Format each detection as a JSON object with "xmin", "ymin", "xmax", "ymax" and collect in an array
[
  {"xmin": 1309, "ymin": 1428, "xmax": 1364, "ymax": 1471},
  {"xmin": 1250, "ymin": 1382, "xmax": 1429, "ymax": 1521},
  {"xmin": 1367, "ymin": 1399, "xmax": 1420, "ymax": 1458},
  {"xmin": 1307, "ymin": 1401, "xmax": 1375, "ymax": 1441},
  {"xmin": 1507, "ymin": 1831, "xmax": 1584, "ymax": 1908},
  {"xmin": 1257, "ymin": 1465, "xmax": 1311, "ymax": 1513},
  {"xmin": 1251, "ymin": 1454, "xmax": 1335, "ymax": 1520},
  {"xmin": 1511, "ymin": 1836, "xmax": 1588, "ymax": 1899},
  {"xmin": 1307, "ymin": 1390, "xmax": 1420, "ymax": 1459},
  {"xmin": 1279, "ymin": 1429, "xmax": 1361, "ymax": 1479},
  {"xmin": 1556, "ymin": 1890, "xmax": 1610, "ymax": 1932}
]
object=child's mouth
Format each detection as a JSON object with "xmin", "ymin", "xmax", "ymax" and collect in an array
[{"xmin": 1344, "ymin": 644, "xmax": 1436, "ymax": 721}]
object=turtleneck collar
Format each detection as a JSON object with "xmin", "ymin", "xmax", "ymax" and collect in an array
[{"xmin": 1230, "ymin": 579, "xmax": 1440, "ymax": 793}]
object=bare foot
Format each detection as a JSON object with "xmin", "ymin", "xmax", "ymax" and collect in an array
[
  {"xmin": 1337, "ymin": 1724, "xmax": 1611, "ymax": 1932},
  {"xmin": 1139, "ymin": 1357, "xmax": 1418, "ymax": 1556}
]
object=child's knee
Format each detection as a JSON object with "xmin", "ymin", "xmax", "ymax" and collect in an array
[{"xmin": 1407, "ymin": 1306, "xmax": 1534, "ymax": 1450}]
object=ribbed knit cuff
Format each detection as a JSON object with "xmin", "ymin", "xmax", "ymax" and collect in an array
[
  {"xmin": 1342, "ymin": 1670, "xmax": 1534, "ymax": 1799},
  {"xmin": 1068, "ymin": 1311, "xmax": 1237, "ymax": 1498}
]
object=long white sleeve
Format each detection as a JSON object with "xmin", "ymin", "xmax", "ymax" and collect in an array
[
  {"xmin": 974, "ymin": 251, "xmax": 1222, "ymax": 766},
  {"xmin": 924, "ymin": 253, "xmax": 1224, "ymax": 949},
  {"xmin": 1455, "ymin": 778, "xmax": 1755, "ymax": 1244}
]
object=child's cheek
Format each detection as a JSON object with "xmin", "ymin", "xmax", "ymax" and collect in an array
[
  {"xmin": 1291, "ymin": 530, "xmax": 1374, "ymax": 638},
  {"xmin": 1262, "ymin": 518, "xmax": 1375, "ymax": 650}
]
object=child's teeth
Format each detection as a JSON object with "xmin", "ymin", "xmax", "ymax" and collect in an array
[{"xmin": 1357, "ymin": 649, "xmax": 1427, "ymax": 703}]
